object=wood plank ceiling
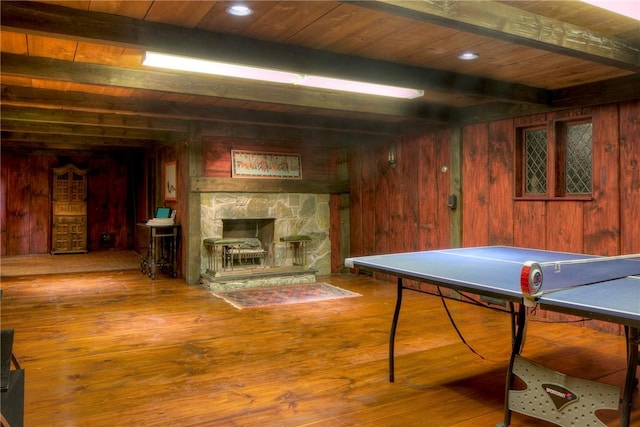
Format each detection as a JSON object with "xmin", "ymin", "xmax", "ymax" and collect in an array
[{"xmin": 1, "ymin": 1, "xmax": 639, "ymax": 150}]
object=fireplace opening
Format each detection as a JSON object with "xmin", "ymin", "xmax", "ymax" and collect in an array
[{"xmin": 222, "ymin": 218, "xmax": 274, "ymax": 269}]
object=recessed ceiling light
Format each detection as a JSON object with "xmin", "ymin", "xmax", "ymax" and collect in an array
[
  {"xmin": 458, "ymin": 52, "xmax": 479, "ymax": 61},
  {"xmin": 226, "ymin": 5, "xmax": 253, "ymax": 17}
]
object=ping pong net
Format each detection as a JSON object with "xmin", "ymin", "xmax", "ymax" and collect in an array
[{"xmin": 521, "ymin": 253, "xmax": 640, "ymax": 307}]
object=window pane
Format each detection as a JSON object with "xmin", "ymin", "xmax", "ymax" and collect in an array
[
  {"xmin": 525, "ymin": 129, "xmax": 547, "ymax": 194},
  {"xmin": 565, "ymin": 123, "xmax": 592, "ymax": 194}
]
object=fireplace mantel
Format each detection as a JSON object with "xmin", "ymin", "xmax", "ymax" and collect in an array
[{"xmin": 191, "ymin": 177, "xmax": 349, "ymax": 194}]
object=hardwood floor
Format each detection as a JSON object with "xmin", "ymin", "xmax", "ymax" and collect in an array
[
  {"xmin": 0, "ymin": 268, "xmax": 636, "ymax": 426},
  {"xmin": 0, "ymin": 251, "xmax": 139, "ymax": 277}
]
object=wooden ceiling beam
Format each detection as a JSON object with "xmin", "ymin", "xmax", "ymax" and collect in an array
[
  {"xmin": 360, "ymin": 0, "xmax": 640, "ymax": 72},
  {"xmin": 550, "ymin": 73, "xmax": 640, "ymax": 108},
  {"xmin": 0, "ymin": 89, "xmax": 414, "ymax": 142},
  {"xmin": 0, "ymin": 85, "xmax": 408, "ymax": 135},
  {"xmin": 0, "ymin": 104, "xmax": 189, "ymax": 133},
  {"xmin": 0, "ymin": 119, "xmax": 174, "ymax": 141},
  {"xmin": 0, "ymin": 1, "xmax": 550, "ymax": 106},
  {"xmin": 454, "ymin": 73, "xmax": 640, "ymax": 124},
  {"xmin": 0, "ymin": 53, "xmax": 439, "ymax": 119},
  {"xmin": 0, "ymin": 132, "xmax": 155, "ymax": 149}
]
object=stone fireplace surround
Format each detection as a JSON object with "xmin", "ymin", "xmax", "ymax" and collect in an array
[{"xmin": 200, "ymin": 193, "xmax": 331, "ymax": 278}]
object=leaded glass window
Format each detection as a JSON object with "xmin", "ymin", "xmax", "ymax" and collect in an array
[
  {"xmin": 564, "ymin": 122, "xmax": 592, "ymax": 194},
  {"xmin": 524, "ymin": 129, "xmax": 547, "ymax": 194},
  {"xmin": 516, "ymin": 117, "xmax": 593, "ymax": 198}
]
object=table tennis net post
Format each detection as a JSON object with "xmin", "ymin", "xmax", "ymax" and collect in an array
[{"xmin": 521, "ymin": 254, "xmax": 640, "ymax": 307}]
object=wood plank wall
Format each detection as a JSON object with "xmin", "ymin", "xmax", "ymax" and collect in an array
[
  {"xmin": 462, "ymin": 100, "xmax": 639, "ymax": 254},
  {"xmin": 201, "ymin": 136, "xmax": 332, "ymax": 180},
  {"xmin": 462, "ymin": 100, "xmax": 639, "ymax": 334},
  {"xmin": 619, "ymin": 100, "xmax": 640, "ymax": 255},
  {"xmin": 0, "ymin": 151, "xmax": 141, "ymax": 256},
  {"xmin": 0, "ymin": 155, "xmax": 56, "ymax": 255},
  {"xmin": 87, "ymin": 155, "xmax": 139, "ymax": 250},
  {"xmin": 348, "ymin": 129, "xmax": 453, "ymax": 281}
]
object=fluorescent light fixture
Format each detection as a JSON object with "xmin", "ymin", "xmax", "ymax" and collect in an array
[
  {"xmin": 144, "ymin": 51, "xmax": 299, "ymax": 84},
  {"xmin": 143, "ymin": 51, "xmax": 424, "ymax": 99},
  {"xmin": 580, "ymin": 0, "xmax": 640, "ymax": 21},
  {"xmin": 295, "ymin": 75, "xmax": 423, "ymax": 99}
]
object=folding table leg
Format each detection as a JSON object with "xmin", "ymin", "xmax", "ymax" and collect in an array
[
  {"xmin": 621, "ymin": 326, "xmax": 639, "ymax": 427},
  {"xmin": 388, "ymin": 277, "xmax": 404, "ymax": 383},
  {"xmin": 497, "ymin": 303, "xmax": 526, "ymax": 427}
]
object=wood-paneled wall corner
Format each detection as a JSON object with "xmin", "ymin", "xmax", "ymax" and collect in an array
[{"xmin": 185, "ymin": 126, "xmax": 203, "ymax": 285}]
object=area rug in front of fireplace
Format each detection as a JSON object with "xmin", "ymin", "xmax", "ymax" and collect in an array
[{"xmin": 211, "ymin": 282, "xmax": 361, "ymax": 309}]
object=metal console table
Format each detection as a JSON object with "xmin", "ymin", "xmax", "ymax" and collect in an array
[{"xmin": 139, "ymin": 223, "xmax": 180, "ymax": 279}]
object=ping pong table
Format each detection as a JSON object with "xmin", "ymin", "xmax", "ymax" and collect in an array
[{"xmin": 345, "ymin": 246, "xmax": 640, "ymax": 427}]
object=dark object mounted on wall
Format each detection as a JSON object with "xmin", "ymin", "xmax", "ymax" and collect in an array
[
  {"xmin": 447, "ymin": 194, "xmax": 457, "ymax": 210},
  {"xmin": 388, "ymin": 144, "xmax": 397, "ymax": 168}
]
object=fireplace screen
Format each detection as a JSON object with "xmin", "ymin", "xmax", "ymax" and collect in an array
[{"xmin": 220, "ymin": 218, "xmax": 274, "ymax": 270}]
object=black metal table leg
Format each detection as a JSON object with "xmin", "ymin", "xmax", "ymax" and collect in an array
[
  {"xmin": 500, "ymin": 303, "xmax": 527, "ymax": 427},
  {"xmin": 621, "ymin": 326, "xmax": 638, "ymax": 427},
  {"xmin": 389, "ymin": 277, "xmax": 404, "ymax": 383}
]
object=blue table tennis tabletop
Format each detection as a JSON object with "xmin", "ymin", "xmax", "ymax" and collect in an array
[
  {"xmin": 345, "ymin": 245, "xmax": 640, "ymax": 327},
  {"xmin": 346, "ymin": 246, "xmax": 640, "ymax": 426}
]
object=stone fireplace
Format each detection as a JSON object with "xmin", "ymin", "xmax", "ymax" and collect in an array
[{"xmin": 200, "ymin": 193, "xmax": 330, "ymax": 288}]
